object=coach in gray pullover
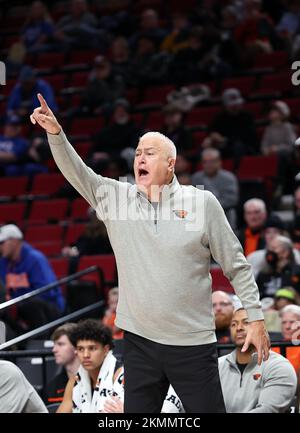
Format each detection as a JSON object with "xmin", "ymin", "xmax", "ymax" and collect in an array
[{"xmin": 30, "ymin": 93, "xmax": 270, "ymax": 413}]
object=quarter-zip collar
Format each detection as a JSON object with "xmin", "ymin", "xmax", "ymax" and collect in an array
[{"xmin": 136, "ymin": 175, "xmax": 180, "ymax": 203}]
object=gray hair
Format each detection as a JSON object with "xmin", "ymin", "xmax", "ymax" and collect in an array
[
  {"xmin": 139, "ymin": 131, "xmax": 177, "ymax": 159},
  {"xmin": 273, "ymin": 235, "xmax": 293, "ymax": 252},
  {"xmin": 201, "ymin": 148, "xmax": 221, "ymax": 160},
  {"xmin": 244, "ymin": 198, "xmax": 267, "ymax": 213},
  {"xmin": 280, "ymin": 305, "xmax": 300, "ymax": 319}
]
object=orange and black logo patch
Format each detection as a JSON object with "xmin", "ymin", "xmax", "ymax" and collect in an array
[
  {"xmin": 253, "ymin": 373, "xmax": 261, "ymax": 381},
  {"xmin": 173, "ymin": 210, "xmax": 188, "ymax": 219}
]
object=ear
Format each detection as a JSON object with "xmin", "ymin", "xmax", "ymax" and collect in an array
[{"xmin": 168, "ymin": 157, "xmax": 175, "ymax": 171}]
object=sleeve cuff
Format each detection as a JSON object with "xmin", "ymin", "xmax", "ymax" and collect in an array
[
  {"xmin": 47, "ymin": 129, "xmax": 67, "ymax": 146},
  {"xmin": 246, "ymin": 307, "xmax": 264, "ymax": 322}
]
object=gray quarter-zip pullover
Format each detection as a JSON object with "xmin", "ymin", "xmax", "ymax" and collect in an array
[
  {"xmin": 218, "ymin": 350, "xmax": 297, "ymax": 413},
  {"xmin": 47, "ymin": 130, "xmax": 263, "ymax": 345}
]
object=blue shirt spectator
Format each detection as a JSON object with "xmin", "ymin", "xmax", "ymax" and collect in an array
[
  {"xmin": 22, "ymin": 1, "xmax": 54, "ymax": 52},
  {"xmin": 7, "ymin": 66, "xmax": 57, "ymax": 117},
  {"xmin": 0, "ymin": 225, "xmax": 65, "ymax": 313},
  {"xmin": 0, "ymin": 115, "xmax": 29, "ymax": 171}
]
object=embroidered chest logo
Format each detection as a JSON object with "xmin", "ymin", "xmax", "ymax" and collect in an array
[
  {"xmin": 253, "ymin": 373, "xmax": 261, "ymax": 381},
  {"xmin": 173, "ymin": 210, "xmax": 188, "ymax": 219}
]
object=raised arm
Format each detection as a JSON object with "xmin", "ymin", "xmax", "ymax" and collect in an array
[{"xmin": 30, "ymin": 94, "xmax": 123, "ymax": 218}]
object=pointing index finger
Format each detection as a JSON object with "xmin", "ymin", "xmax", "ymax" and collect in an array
[{"xmin": 37, "ymin": 93, "xmax": 48, "ymax": 111}]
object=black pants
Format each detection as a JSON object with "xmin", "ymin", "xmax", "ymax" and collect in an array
[{"xmin": 123, "ymin": 331, "xmax": 226, "ymax": 413}]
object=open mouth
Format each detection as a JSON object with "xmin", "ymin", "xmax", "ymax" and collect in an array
[{"xmin": 138, "ymin": 168, "xmax": 149, "ymax": 177}]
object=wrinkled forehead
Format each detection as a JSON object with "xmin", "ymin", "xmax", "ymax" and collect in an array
[{"xmin": 136, "ymin": 135, "xmax": 163, "ymax": 151}]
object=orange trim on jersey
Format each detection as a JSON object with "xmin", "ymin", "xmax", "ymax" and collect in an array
[
  {"xmin": 47, "ymin": 397, "xmax": 64, "ymax": 403},
  {"xmin": 6, "ymin": 272, "xmax": 30, "ymax": 290}
]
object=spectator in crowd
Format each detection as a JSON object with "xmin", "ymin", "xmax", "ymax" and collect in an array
[
  {"xmin": 0, "ymin": 224, "xmax": 65, "ymax": 331},
  {"xmin": 212, "ymin": 290, "xmax": 234, "ymax": 343},
  {"xmin": 261, "ymin": 286, "xmax": 300, "ymax": 336},
  {"xmin": 54, "ymin": 0, "xmax": 101, "ymax": 50},
  {"xmin": 2, "ymin": 128, "xmax": 50, "ymax": 177},
  {"xmin": 274, "ymin": 305, "xmax": 300, "ymax": 374},
  {"xmin": 130, "ymin": 35, "xmax": 170, "ymax": 87},
  {"xmin": 90, "ymin": 98, "xmax": 140, "ymax": 159},
  {"xmin": 131, "ymin": 9, "xmax": 167, "ymax": 49},
  {"xmin": 218, "ymin": 6, "xmax": 241, "ymax": 72},
  {"xmin": 0, "ymin": 360, "xmax": 48, "ymax": 413},
  {"xmin": 161, "ymin": 104, "xmax": 193, "ymax": 155},
  {"xmin": 256, "ymin": 235, "xmax": 300, "ymax": 299},
  {"xmin": 274, "ymin": 287, "xmax": 300, "ymax": 311},
  {"xmin": 81, "ymin": 56, "xmax": 124, "ymax": 115},
  {"xmin": 192, "ymin": 148, "xmax": 239, "ymax": 228},
  {"xmin": 219, "ymin": 308, "xmax": 297, "ymax": 412},
  {"xmin": 57, "ymin": 319, "xmax": 124, "ymax": 413},
  {"xmin": 290, "ymin": 214, "xmax": 300, "ymax": 251},
  {"xmin": 238, "ymin": 198, "xmax": 267, "ymax": 257},
  {"xmin": 0, "ymin": 114, "xmax": 29, "ymax": 176},
  {"xmin": 247, "ymin": 214, "xmax": 300, "ymax": 278},
  {"xmin": 202, "ymin": 88, "xmax": 257, "ymax": 159},
  {"xmin": 21, "ymin": 0, "xmax": 54, "ymax": 53},
  {"xmin": 161, "ymin": 12, "xmax": 190, "ymax": 54},
  {"xmin": 62, "ymin": 207, "xmax": 112, "ymax": 259},
  {"xmin": 261, "ymin": 296, "xmax": 282, "ymax": 336},
  {"xmin": 234, "ymin": 0, "xmax": 281, "ymax": 65},
  {"xmin": 171, "ymin": 26, "xmax": 229, "ymax": 85},
  {"xmin": 110, "ymin": 37, "xmax": 131, "ymax": 85},
  {"xmin": 102, "ymin": 287, "xmax": 123, "ymax": 340},
  {"xmin": 7, "ymin": 65, "xmax": 57, "ymax": 118},
  {"xmin": 45, "ymin": 323, "xmax": 80, "ymax": 405},
  {"xmin": 277, "ymin": 0, "xmax": 300, "ymax": 39},
  {"xmin": 293, "ymin": 186, "xmax": 300, "ymax": 217},
  {"xmin": 261, "ymin": 101, "xmax": 296, "ymax": 156}
]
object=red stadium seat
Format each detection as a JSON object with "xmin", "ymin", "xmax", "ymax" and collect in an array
[
  {"xmin": 78, "ymin": 255, "xmax": 117, "ymax": 295},
  {"xmin": 142, "ymin": 85, "xmax": 174, "ymax": 104},
  {"xmin": 254, "ymin": 51, "xmax": 288, "ymax": 69},
  {"xmin": 237, "ymin": 155, "xmax": 278, "ymax": 180},
  {"xmin": 145, "ymin": 111, "xmax": 164, "ymax": 130},
  {"xmin": 29, "ymin": 199, "xmax": 69, "ymax": 224},
  {"xmin": 70, "ymin": 117, "xmax": 104, "ymax": 138},
  {"xmin": 0, "ymin": 176, "xmax": 28, "ymax": 199},
  {"xmin": 258, "ymin": 71, "xmax": 292, "ymax": 95},
  {"xmin": 192, "ymin": 131, "xmax": 207, "ymax": 147},
  {"xmin": 221, "ymin": 76, "xmax": 256, "ymax": 96},
  {"xmin": 70, "ymin": 71, "xmax": 89, "ymax": 88},
  {"xmin": 64, "ymin": 223, "xmax": 86, "ymax": 245},
  {"xmin": 49, "ymin": 257, "xmax": 69, "ymax": 280},
  {"xmin": 70, "ymin": 198, "xmax": 90, "ymax": 220},
  {"xmin": 31, "ymin": 240, "xmax": 62, "ymax": 257},
  {"xmin": 75, "ymin": 142, "xmax": 92, "ymax": 159},
  {"xmin": 30, "ymin": 173, "xmax": 66, "ymax": 197},
  {"xmin": 26, "ymin": 225, "xmax": 64, "ymax": 243},
  {"xmin": 69, "ymin": 50, "xmax": 99, "ymax": 66},
  {"xmin": 210, "ymin": 267, "xmax": 233, "ymax": 293},
  {"xmin": 0, "ymin": 202, "xmax": 26, "ymax": 224},
  {"xmin": 186, "ymin": 106, "xmax": 219, "ymax": 128},
  {"xmin": 35, "ymin": 52, "xmax": 65, "ymax": 69},
  {"xmin": 45, "ymin": 74, "xmax": 67, "ymax": 94},
  {"xmin": 285, "ymin": 98, "xmax": 300, "ymax": 119},
  {"xmin": 243, "ymin": 101, "xmax": 264, "ymax": 119}
]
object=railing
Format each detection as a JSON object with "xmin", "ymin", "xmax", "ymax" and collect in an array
[
  {"xmin": 0, "ymin": 300, "xmax": 105, "ymax": 400},
  {"xmin": 0, "ymin": 265, "xmax": 103, "ymax": 311}
]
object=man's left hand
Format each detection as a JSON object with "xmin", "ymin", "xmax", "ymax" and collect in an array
[{"xmin": 242, "ymin": 320, "xmax": 270, "ymax": 365}]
